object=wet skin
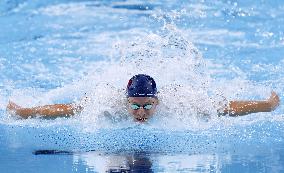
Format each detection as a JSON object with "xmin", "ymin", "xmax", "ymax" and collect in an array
[{"xmin": 127, "ymin": 97, "xmax": 159, "ymax": 123}]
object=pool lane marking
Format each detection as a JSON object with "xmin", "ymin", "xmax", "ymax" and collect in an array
[{"xmin": 33, "ymin": 150, "xmax": 74, "ymax": 155}]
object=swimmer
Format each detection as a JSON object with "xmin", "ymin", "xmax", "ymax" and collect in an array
[{"xmin": 6, "ymin": 74, "xmax": 280, "ymax": 122}]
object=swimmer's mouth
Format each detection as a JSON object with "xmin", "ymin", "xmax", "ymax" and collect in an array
[{"xmin": 136, "ymin": 117, "xmax": 148, "ymax": 122}]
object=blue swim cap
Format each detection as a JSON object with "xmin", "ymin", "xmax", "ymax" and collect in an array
[{"xmin": 126, "ymin": 74, "xmax": 157, "ymax": 98}]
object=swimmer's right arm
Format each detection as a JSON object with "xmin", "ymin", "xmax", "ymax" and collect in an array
[{"xmin": 6, "ymin": 101, "xmax": 83, "ymax": 118}]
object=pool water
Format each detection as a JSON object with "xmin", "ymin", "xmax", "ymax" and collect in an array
[{"xmin": 0, "ymin": 0, "xmax": 284, "ymax": 172}]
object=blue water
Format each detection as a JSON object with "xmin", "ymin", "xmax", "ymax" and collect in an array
[{"xmin": 0, "ymin": 0, "xmax": 284, "ymax": 172}]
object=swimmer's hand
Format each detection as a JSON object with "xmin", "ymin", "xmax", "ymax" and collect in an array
[
  {"xmin": 7, "ymin": 101, "xmax": 22, "ymax": 114},
  {"xmin": 224, "ymin": 91, "xmax": 280, "ymax": 116},
  {"xmin": 267, "ymin": 91, "xmax": 280, "ymax": 111},
  {"xmin": 6, "ymin": 101, "xmax": 82, "ymax": 118}
]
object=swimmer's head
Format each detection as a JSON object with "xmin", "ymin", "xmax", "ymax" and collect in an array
[
  {"xmin": 126, "ymin": 74, "xmax": 159, "ymax": 122},
  {"xmin": 126, "ymin": 74, "xmax": 157, "ymax": 98}
]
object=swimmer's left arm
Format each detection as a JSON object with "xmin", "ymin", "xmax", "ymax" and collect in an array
[{"xmin": 221, "ymin": 91, "xmax": 280, "ymax": 116}]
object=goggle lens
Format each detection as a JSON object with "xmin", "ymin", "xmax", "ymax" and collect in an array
[
  {"xmin": 130, "ymin": 104, "xmax": 140, "ymax": 110},
  {"xmin": 143, "ymin": 104, "xmax": 153, "ymax": 110}
]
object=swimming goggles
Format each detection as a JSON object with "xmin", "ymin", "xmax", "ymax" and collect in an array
[{"xmin": 130, "ymin": 103, "xmax": 153, "ymax": 110}]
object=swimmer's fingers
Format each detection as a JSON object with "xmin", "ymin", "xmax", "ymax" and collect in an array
[
  {"xmin": 267, "ymin": 91, "xmax": 280, "ymax": 111},
  {"xmin": 6, "ymin": 101, "xmax": 22, "ymax": 114}
]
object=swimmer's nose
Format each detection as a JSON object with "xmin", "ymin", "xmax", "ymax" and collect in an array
[
  {"xmin": 137, "ymin": 108, "xmax": 147, "ymax": 117},
  {"xmin": 137, "ymin": 107, "xmax": 146, "ymax": 113}
]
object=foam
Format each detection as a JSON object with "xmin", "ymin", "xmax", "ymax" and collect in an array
[{"xmin": 1, "ymin": 23, "xmax": 279, "ymax": 128}]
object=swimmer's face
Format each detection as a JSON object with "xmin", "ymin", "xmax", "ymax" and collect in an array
[{"xmin": 127, "ymin": 97, "xmax": 159, "ymax": 123}]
